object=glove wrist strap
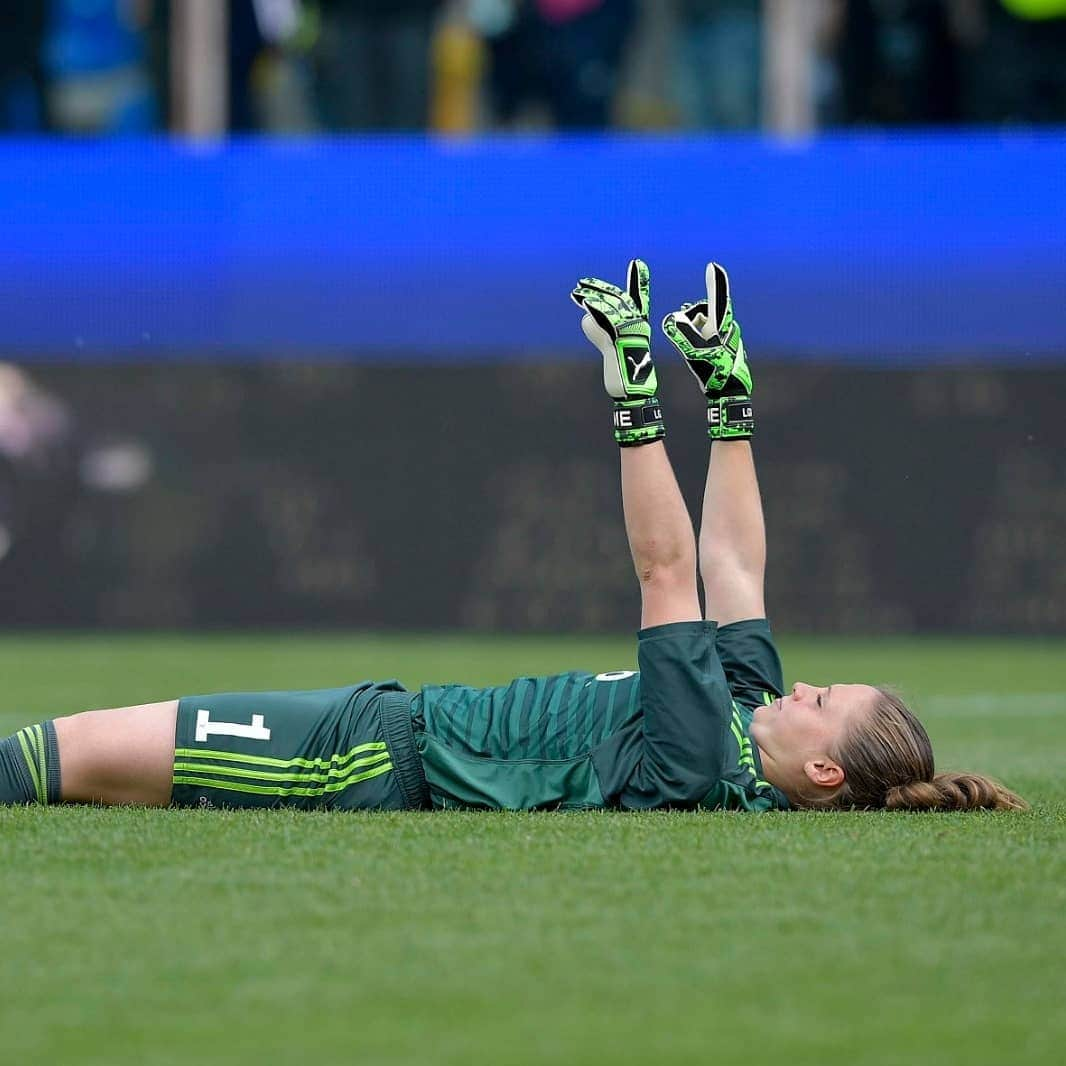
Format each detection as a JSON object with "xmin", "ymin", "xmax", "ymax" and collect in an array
[
  {"xmin": 708, "ymin": 395, "xmax": 754, "ymax": 441},
  {"xmin": 614, "ymin": 397, "xmax": 666, "ymax": 447}
]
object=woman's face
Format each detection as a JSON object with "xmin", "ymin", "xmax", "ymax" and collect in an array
[{"xmin": 751, "ymin": 681, "xmax": 879, "ymax": 790}]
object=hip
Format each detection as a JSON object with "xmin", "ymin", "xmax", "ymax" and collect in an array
[{"xmin": 171, "ymin": 682, "xmax": 428, "ymax": 811}]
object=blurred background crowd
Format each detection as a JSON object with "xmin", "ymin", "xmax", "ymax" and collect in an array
[{"xmin": 1, "ymin": 0, "xmax": 1065, "ymax": 138}]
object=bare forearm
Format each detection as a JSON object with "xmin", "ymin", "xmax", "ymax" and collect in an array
[
  {"xmin": 620, "ymin": 442, "xmax": 700, "ymax": 628},
  {"xmin": 699, "ymin": 440, "xmax": 766, "ymax": 623}
]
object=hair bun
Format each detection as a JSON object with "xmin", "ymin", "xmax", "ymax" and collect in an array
[
  {"xmin": 933, "ymin": 773, "xmax": 1005, "ymax": 810},
  {"xmin": 884, "ymin": 779, "xmax": 942, "ymax": 811},
  {"xmin": 886, "ymin": 773, "xmax": 1027, "ymax": 812}
]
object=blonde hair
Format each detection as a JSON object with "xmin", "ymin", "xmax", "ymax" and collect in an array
[{"xmin": 816, "ymin": 688, "xmax": 1027, "ymax": 812}]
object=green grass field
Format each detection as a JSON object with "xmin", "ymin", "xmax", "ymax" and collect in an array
[{"xmin": 1, "ymin": 633, "xmax": 1063, "ymax": 1066}]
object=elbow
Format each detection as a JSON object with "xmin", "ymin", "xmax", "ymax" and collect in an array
[
  {"xmin": 683, "ymin": 771, "xmax": 718, "ymax": 805},
  {"xmin": 657, "ymin": 762, "xmax": 719, "ymax": 808},
  {"xmin": 666, "ymin": 777, "xmax": 716, "ymax": 809}
]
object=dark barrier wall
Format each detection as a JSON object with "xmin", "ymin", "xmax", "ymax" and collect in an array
[
  {"xmin": 1, "ymin": 135, "xmax": 1064, "ymax": 361},
  {"xmin": 3, "ymin": 363, "xmax": 1063, "ymax": 634}
]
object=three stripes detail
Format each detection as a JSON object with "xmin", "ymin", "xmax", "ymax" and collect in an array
[{"xmin": 173, "ymin": 741, "xmax": 393, "ymax": 798}]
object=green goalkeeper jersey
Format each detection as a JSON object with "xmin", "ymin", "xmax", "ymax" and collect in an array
[{"xmin": 411, "ymin": 619, "xmax": 789, "ymax": 812}]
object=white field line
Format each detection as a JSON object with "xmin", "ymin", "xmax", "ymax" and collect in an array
[{"xmin": 923, "ymin": 694, "xmax": 1066, "ymax": 717}]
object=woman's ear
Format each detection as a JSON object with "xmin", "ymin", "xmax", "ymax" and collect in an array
[{"xmin": 803, "ymin": 759, "xmax": 844, "ymax": 790}]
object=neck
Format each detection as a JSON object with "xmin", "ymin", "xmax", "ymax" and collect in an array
[{"xmin": 756, "ymin": 744, "xmax": 803, "ymax": 805}]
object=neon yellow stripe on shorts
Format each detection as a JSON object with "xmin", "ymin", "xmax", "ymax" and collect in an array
[
  {"xmin": 173, "ymin": 749, "xmax": 391, "ymax": 784},
  {"xmin": 16, "ymin": 729, "xmax": 43, "ymax": 803},
  {"xmin": 173, "ymin": 741, "xmax": 387, "ymax": 771},
  {"xmin": 33, "ymin": 724, "xmax": 48, "ymax": 799},
  {"xmin": 173, "ymin": 759, "xmax": 394, "ymax": 797}
]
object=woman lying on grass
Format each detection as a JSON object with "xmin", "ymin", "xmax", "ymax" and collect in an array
[{"xmin": 0, "ymin": 261, "xmax": 1026, "ymax": 814}]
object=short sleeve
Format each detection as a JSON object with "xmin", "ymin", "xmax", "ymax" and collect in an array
[
  {"xmin": 620, "ymin": 620, "xmax": 734, "ymax": 810},
  {"xmin": 714, "ymin": 619, "xmax": 785, "ymax": 712}
]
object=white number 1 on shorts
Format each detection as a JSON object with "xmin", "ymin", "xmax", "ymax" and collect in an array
[{"xmin": 194, "ymin": 709, "xmax": 272, "ymax": 744}]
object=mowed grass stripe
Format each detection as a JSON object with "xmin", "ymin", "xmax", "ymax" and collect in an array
[{"xmin": 922, "ymin": 692, "xmax": 1066, "ymax": 716}]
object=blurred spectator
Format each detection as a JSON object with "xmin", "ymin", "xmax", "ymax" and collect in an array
[
  {"xmin": 312, "ymin": 0, "xmax": 446, "ymax": 130},
  {"xmin": 0, "ymin": 4, "xmax": 49, "ymax": 131},
  {"xmin": 221, "ymin": 0, "xmax": 317, "ymax": 132},
  {"xmin": 6, "ymin": 0, "xmax": 1065, "ymax": 137},
  {"xmin": 230, "ymin": 0, "xmax": 270, "ymax": 131},
  {"xmin": 0, "ymin": 364, "xmax": 148, "ymax": 563},
  {"xmin": 430, "ymin": 4, "xmax": 486, "ymax": 131},
  {"xmin": 953, "ymin": 0, "xmax": 1066, "ymax": 122},
  {"xmin": 43, "ymin": 0, "xmax": 158, "ymax": 133},
  {"xmin": 0, "ymin": 364, "xmax": 75, "ymax": 564},
  {"xmin": 480, "ymin": 0, "xmax": 638, "ymax": 129},
  {"xmin": 231, "ymin": 0, "xmax": 283, "ymax": 131},
  {"xmin": 674, "ymin": 0, "xmax": 761, "ymax": 130},
  {"xmin": 831, "ymin": 0, "xmax": 964, "ymax": 124},
  {"xmin": 241, "ymin": 0, "xmax": 321, "ymax": 132}
]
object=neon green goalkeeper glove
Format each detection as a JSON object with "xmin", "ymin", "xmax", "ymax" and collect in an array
[
  {"xmin": 570, "ymin": 258, "xmax": 666, "ymax": 447},
  {"xmin": 662, "ymin": 262, "xmax": 754, "ymax": 441}
]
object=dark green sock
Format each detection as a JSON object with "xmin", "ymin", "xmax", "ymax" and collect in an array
[{"xmin": 0, "ymin": 722, "xmax": 61, "ymax": 805}]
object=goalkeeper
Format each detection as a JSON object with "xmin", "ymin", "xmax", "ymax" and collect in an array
[{"xmin": 0, "ymin": 262, "xmax": 1025, "ymax": 813}]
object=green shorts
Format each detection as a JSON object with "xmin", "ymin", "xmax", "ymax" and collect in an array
[{"xmin": 171, "ymin": 681, "xmax": 429, "ymax": 811}]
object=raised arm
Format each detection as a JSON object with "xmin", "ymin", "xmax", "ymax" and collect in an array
[
  {"xmin": 662, "ymin": 262, "xmax": 764, "ymax": 622},
  {"xmin": 572, "ymin": 260, "xmax": 722, "ymax": 808},
  {"xmin": 699, "ymin": 441, "xmax": 765, "ymax": 623},
  {"xmin": 570, "ymin": 260, "xmax": 700, "ymax": 629},
  {"xmin": 620, "ymin": 442, "xmax": 701, "ymax": 629}
]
